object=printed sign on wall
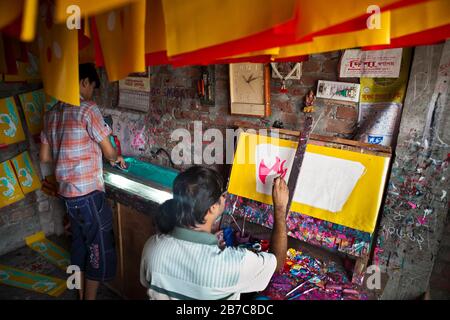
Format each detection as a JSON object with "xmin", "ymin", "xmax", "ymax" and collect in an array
[
  {"xmin": 340, "ymin": 48, "xmax": 403, "ymax": 78},
  {"xmin": 0, "ymin": 97, "xmax": 26, "ymax": 146},
  {"xmin": 11, "ymin": 151, "xmax": 42, "ymax": 194},
  {"xmin": 316, "ymin": 80, "xmax": 360, "ymax": 103},
  {"xmin": 0, "ymin": 160, "xmax": 25, "ymax": 209},
  {"xmin": 358, "ymin": 49, "xmax": 412, "ymax": 146}
]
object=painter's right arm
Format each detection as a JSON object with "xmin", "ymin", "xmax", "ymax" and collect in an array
[{"xmin": 269, "ymin": 177, "xmax": 289, "ymax": 272}]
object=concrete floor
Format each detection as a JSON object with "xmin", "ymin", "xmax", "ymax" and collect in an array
[{"xmin": 0, "ymin": 235, "xmax": 121, "ymax": 300}]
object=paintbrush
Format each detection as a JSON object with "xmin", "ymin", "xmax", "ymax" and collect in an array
[
  {"xmin": 285, "ymin": 281, "xmax": 307, "ymax": 296},
  {"xmin": 229, "ymin": 214, "xmax": 242, "ymax": 233},
  {"xmin": 228, "ymin": 197, "xmax": 242, "ymax": 232},
  {"xmin": 287, "ymin": 287, "xmax": 317, "ymax": 300}
]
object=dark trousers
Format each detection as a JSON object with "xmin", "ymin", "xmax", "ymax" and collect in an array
[{"xmin": 63, "ymin": 190, "xmax": 117, "ymax": 282}]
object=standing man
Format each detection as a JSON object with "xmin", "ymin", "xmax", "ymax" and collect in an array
[
  {"xmin": 40, "ymin": 63, "xmax": 126, "ymax": 300},
  {"xmin": 140, "ymin": 166, "xmax": 289, "ymax": 300}
]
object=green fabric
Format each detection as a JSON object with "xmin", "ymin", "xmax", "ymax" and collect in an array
[
  {"xmin": 171, "ymin": 227, "xmax": 218, "ymax": 245},
  {"xmin": 121, "ymin": 157, "xmax": 178, "ymax": 189}
]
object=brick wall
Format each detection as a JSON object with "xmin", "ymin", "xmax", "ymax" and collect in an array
[{"xmin": 99, "ymin": 52, "xmax": 361, "ymax": 172}]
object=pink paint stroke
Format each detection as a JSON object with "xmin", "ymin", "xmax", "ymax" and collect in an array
[{"xmin": 258, "ymin": 157, "xmax": 288, "ymax": 184}]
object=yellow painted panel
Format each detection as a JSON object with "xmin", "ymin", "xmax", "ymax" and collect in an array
[{"xmin": 228, "ymin": 132, "xmax": 390, "ymax": 233}]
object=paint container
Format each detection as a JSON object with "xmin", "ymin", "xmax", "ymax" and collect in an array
[
  {"xmin": 223, "ymin": 227, "xmax": 234, "ymax": 247},
  {"xmin": 260, "ymin": 239, "xmax": 270, "ymax": 251}
]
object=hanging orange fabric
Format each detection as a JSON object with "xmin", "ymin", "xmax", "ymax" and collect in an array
[
  {"xmin": 37, "ymin": 1, "xmax": 79, "ymax": 105},
  {"xmin": 276, "ymin": 11, "xmax": 391, "ymax": 59},
  {"xmin": 162, "ymin": 0, "xmax": 428, "ymax": 66},
  {"xmin": 54, "ymin": 0, "xmax": 140, "ymax": 23},
  {"xmin": 78, "ymin": 18, "xmax": 95, "ymax": 64},
  {"xmin": 145, "ymin": 0, "xmax": 169, "ymax": 66},
  {"xmin": 1, "ymin": 0, "xmax": 39, "ymax": 42},
  {"xmin": 94, "ymin": 0, "xmax": 146, "ymax": 81},
  {"xmin": 163, "ymin": 0, "xmax": 299, "ymax": 66},
  {"xmin": 294, "ymin": 0, "xmax": 427, "ymax": 39},
  {"xmin": 0, "ymin": 1, "xmax": 23, "ymax": 30},
  {"xmin": 364, "ymin": 0, "xmax": 450, "ymax": 50}
]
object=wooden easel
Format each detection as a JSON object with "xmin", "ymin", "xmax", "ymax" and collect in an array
[{"xmin": 231, "ymin": 120, "xmax": 392, "ymax": 285}]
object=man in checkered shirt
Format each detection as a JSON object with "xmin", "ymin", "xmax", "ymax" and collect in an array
[{"xmin": 40, "ymin": 63, "xmax": 126, "ymax": 300}]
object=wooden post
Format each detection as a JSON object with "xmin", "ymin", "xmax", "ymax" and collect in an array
[{"xmin": 285, "ymin": 116, "xmax": 313, "ymax": 215}]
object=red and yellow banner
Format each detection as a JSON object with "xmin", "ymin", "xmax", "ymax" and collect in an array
[
  {"xmin": 37, "ymin": 1, "xmax": 79, "ymax": 105},
  {"xmin": 94, "ymin": 0, "xmax": 146, "ymax": 81}
]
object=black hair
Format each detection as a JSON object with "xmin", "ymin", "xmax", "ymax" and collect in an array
[
  {"xmin": 157, "ymin": 166, "xmax": 224, "ymax": 234},
  {"xmin": 79, "ymin": 63, "xmax": 100, "ymax": 88}
]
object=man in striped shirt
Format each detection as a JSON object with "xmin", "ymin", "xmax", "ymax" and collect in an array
[
  {"xmin": 40, "ymin": 63, "xmax": 126, "ymax": 300},
  {"xmin": 140, "ymin": 166, "xmax": 289, "ymax": 300}
]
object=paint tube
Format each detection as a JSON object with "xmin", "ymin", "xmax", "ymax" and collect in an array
[
  {"xmin": 343, "ymin": 289, "xmax": 360, "ymax": 295},
  {"xmin": 325, "ymin": 284, "xmax": 343, "ymax": 291}
]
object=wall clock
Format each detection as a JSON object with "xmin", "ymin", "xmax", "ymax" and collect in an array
[{"xmin": 229, "ymin": 63, "xmax": 271, "ymax": 117}]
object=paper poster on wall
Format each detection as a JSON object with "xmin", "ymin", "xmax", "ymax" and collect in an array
[
  {"xmin": 358, "ymin": 49, "xmax": 412, "ymax": 146},
  {"xmin": 11, "ymin": 151, "xmax": 42, "ymax": 194},
  {"xmin": 358, "ymin": 102, "xmax": 402, "ymax": 146},
  {"xmin": 359, "ymin": 49, "xmax": 412, "ymax": 104},
  {"xmin": 18, "ymin": 90, "xmax": 45, "ymax": 135},
  {"xmin": 0, "ymin": 160, "xmax": 25, "ymax": 209},
  {"xmin": 340, "ymin": 48, "xmax": 403, "ymax": 78},
  {"xmin": 0, "ymin": 97, "xmax": 26, "ymax": 146},
  {"xmin": 228, "ymin": 132, "xmax": 390, "ymax": 233},
  {"xmin": 118, "ymin": 75, "xmax": 151, "ymax": 112},
  {"xmin": 316, "ymin": 80, "xmax": 360, "ymax": 103}
]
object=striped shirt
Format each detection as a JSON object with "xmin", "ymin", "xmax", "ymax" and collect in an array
[
  {"xmin": 40, "ymin": 97, "xmax": 111, "ymax": 197},
  {"xmin": 140, "ymin": 227, "xmax": 277, "ymax": 300}
]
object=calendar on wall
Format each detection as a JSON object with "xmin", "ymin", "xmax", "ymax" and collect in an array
[{"xmin": 118, "ymin": 72, "xmax": 151, "ymax": 112}]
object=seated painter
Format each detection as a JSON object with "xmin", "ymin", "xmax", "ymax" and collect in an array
[{"xmin": 140, "ymin": 165, "xmax": 289, "ymax": 300}]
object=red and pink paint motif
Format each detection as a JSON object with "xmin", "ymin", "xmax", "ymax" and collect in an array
[{"xmin": 258, "ymin": 157, "xmax": 288, "ymax": 184}]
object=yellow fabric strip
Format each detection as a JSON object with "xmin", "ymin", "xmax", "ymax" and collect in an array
[
  {"xmin": 0, "ymin": 1, "xmax": 23, "ymax": 29},
  {"xmin": 294, "ymin": 0, "xmax": 404, "ymax": 37},
  {"xmin": 162, "ymin": 0, "xmax": 297, "ymax": 56},
  {"xmin": 20, "ymin": 0, "xmax": 38, "ymax": 42},
  {"xmin": 95, "ymin": 0, "xmax": 146, "ymax": 81},
  {"xmin": 390, "ymin": 0, "xmax": 450, "ymax": 38},
  {"xmin": 145, "ymin": 0, "xmax": 166, "ymax": 54},
  {"xmin": 54, "ymin": 0, "xmax": 139, "ymax": 23},
  {"xmin": 38, "ymin": 7, "xmax": 80, "ymax": 106},
  {"xmin": 276, "ymin": 12, "xmax": 390, "ymax": 58}
]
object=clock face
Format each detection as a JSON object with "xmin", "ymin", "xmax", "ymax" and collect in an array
[{"xmin": 230, "ymin": 63, "xmax": 265, "ymax": 104}]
